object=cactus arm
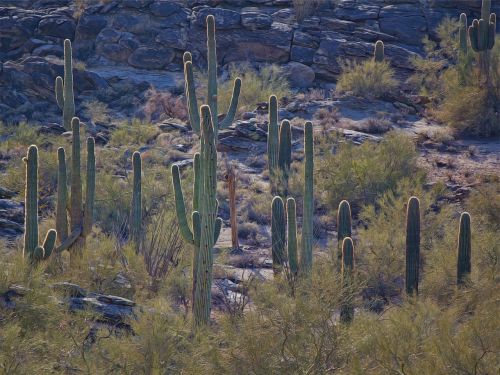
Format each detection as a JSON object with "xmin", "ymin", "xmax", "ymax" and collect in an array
[
  {"xmin": 214, "ymin": 217, "xmax": 223, "ymax": 244},
  {"xmin": 271, "ymin": 196, "xmax": 286, "ymax": 275},
  {"xmin": 70, "ymin": 118, "xmax": 83, "ymax": 234},
  {"xmin": 487, "ymin": 14, "xmax": 496, "ymax": 50},
  {"xmin": 23, "ymin": 146, "xmax": 39, "ymax": 259},
  {"xmin": 457, "ymin": 212, "xmax": 472, "ymax": 286},
  {"xmin": 337, "ymin": 200, "xmax": 352, "ymax": 262},
  {"xmin": 206, "ymin": 15, "xmax": 219, "ymax": 134},
  {"xmin": 55, "ymin": 76, "xmax": 64, "ymax": 110},
  {"xmin": 267, "ymin": 95, "xmax": 279, "ymax": 177},
  {"xmin": 481, "ymin": 0, "xmax": 491, "ymax": 21},
  {"xmin": 171, "ymin": 164, "xmax": 194, "ymax": 244},
  {"xmin": 193, "ymin": 153, "xmax": 201, "ymax": 212},
  {"xmin": 286, "ymin": 198, "xmax": 298, "ymax": 276},
  {"xmin": 55, "ymin": 227, "xmax": 82, "ymax": 254},
  {"xmin": 83, "ymin": 137, "xmax": 95, "ymax": 237},
  {"xmin": 184, "ymin": 60, "xmax": 201, "ymax": 134},
  {"xmin": 405, "ymin": 197, "xmax": 420, "ymax": 296},
  {"xmin": 300, "ymin": 121, "xmax": 314, "ymax": 274},
  {"xmin": 41, "ymin": 229, "xmax": 57, "ymax": 259},
  {"xmin": 340, "ymin": 237, "xmax": 355, "ymax": 323},
  {"xmin": 193, "ymin": 105, "xmax": 218, "ymax": 326},
  {"xmin": 278, "ymin": 120, "xmax": 292, "ymax": 173},
  {"xmin": 56, "ymin": 148, "xmax": 69, "ymax": 243},
  {"xmin": 219, "ymin": 78, "xmax": 242, "ymax": 129},
  {"xmin": 469, "ymin": 20, "xmax": 480, "ymax": 52}
]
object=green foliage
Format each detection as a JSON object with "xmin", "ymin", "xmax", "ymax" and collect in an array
[
  {"xmin": 316, "ymin": 132, "xmax": 421, "ymax": 210},
  {"xmin": 336, "ymin": 59, "xmax": 398, "ymax": 98},
  {"xmin": 109, "ymin": 119, "xmax": 159, "ymax": 147}
]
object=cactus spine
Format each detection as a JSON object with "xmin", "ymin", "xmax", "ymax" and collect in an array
[
  {"xmin": 300, "ymin": 121, "xmax": 314, "ymax": 274},
  {"xmin": 374, "ymin": 40, "xmax": 385, "ymax": 62},
  {"xmin": 55, "ymin": 118, "xmax": 96, "ymax": 259},
  {"xmin": 340, "ymin": 237, "xmax": 354, "ymax": 323},
  {"xmin": 457, "ymin": 212, "xmax": 472, "ymax": 286},
  {"xmin": 23, "ymin": 145, "xmax": 57, "ymax": 263},
  {"xmin": 55, "ymin": 39, "xmax": 75, "ymax": 130},
  {"xmin": 172, "ymin": 106, "xmax": 223, "ymax": 327},
  {"xmin": 130, "ymin": 151, "xmax": 142, "ymax": 252},
  {"xmin": 271, "ymin": 196, "xmax": 286, "ymax": 275},
  {"xmin": 405, "ymin": 197, "xmax": 420, "ymax": 296},
  {"xmin": 337, "ymin": 200, "xmax": 352, "ymax": 262},
  {"xmin": 184, "ymin": 16, "xmax": 241, "ymax": 140}
]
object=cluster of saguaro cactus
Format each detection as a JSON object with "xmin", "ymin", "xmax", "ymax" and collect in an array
[
  {"xmin": 267, "ymin": 95, "xmax": 292, "ymax": 195},
  {"xmin": 183, "ymin": 15, "xmax": 241, "ymax": 140},
  {"xmin": 374, "ymin": 40, "xmax": 385, "ymax": 62},
  {"xmin": 172, "ymin": 106, "xmax": 223, "ymax": 327},
  {"xmin": 55, "ymin": 39, "xmax": 75, "ymax": 131},
  {"xmin": 340, "ymin": 237, "xmax": 355, "ymax": 323},
  {"xmin": 457, "ymin": 212, "xmax": 472, "ymax": 286},
  {"xmin": 23, "ymin": 146, "xmax": 57, "ymax": 263},
  {"xmin": 405, "ymin": 197, "xmax": 420, "ymax": 296},
  {"xmin": 129, "ymin": 152, "xmax": 142, "ymax": 253},
  {"xmin": 55, "ymin": 117, "xmax": 96, "ymax": 259},
  {"xmin": 467, "ymin": 0, "xmax": 496, "ymax": 79},
  {"xmin": 271, "ymin": 122, "xmax": 314, "ymax": 276}
]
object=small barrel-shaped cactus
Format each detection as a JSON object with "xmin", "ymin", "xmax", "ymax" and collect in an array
[
  {"xmin": 130, "ymin": 151, "xmax": 142, "ymax": 252},
  {"xmin": 374, "ymin": 40, "xmax": 385, "ymax": 62},
  {"xmin": 405, "ymin": 197, "xmax": 420, "ymax": 296},
  {"xmin": 340, "ymin": 237, "xmax": 355, "ymax": 323},
  {"xmin": 286, "ymin": 198, "xmax": 298, "ymax": 276},
  {"xmin": 457, "ymin": 212, "xmax": 472, "ymax": 286},
  {"xmin": 272, "ymin": 196, "xmax": 286, "ymax": 275},
  {"xmin": 55, "ymin": 39, "xmax": 75, "ymax": 130}
]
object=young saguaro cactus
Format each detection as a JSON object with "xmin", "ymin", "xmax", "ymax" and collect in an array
[
  {"xmin": 172, "ymin": 106, "xmax": 223, "ymax": 327},
  {"xmin": 337, "ymin": 200, "xmax": 352, "ymax": 262},
  {"xmin": 374, "ymin": 40, "xmax": 385, "ymax": 62},
  {"xmin": 130, "ymin": 151, "xmax": 142, "ymax": 252},
  {"xmin": 459, "ymin": 13, "xmax": 468, "ymax": 55},
  {"xmin": 23, "ymin": 145, "xmax": 57, "ymax": 263},
  {"xmin": 55, "ymin": 39, "xmax": 75, "ymax": 131},
  {"xmin": 271, "ymin": 196, "xmax": 287, "ymax": 275},
  {"xmin": 55, "ymin": 118, "xmax": 96, "ymax": 259},
  {"xmin": 405, "ymin": 197, "xmax": 420, "ymax": 296},
  {"xmin": 183, "ymin": 15, "xmax": 242, "ymax": 140},
  {"xmin": 457, "ymin": 212, "xmax": 472, "ymax": 286},
  {"xmin": 300, "ymin": 121, "xmax": 314, "ymax": 274},
  {"xmin": 340, "ymin": 237, "xmax": 355, "ymax": 323},
  {"xmin": 286, "ymin": 197, "xmax": 298, "ymax": 276}
]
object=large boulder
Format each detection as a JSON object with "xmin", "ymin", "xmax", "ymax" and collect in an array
[
  {"xmin": 193, "ymin": 8, "xmax": 241, "ymax": 30},
  {"xmin": 283, "ymin": 62, "xmax": 315, "ymax": 88},
  {"xmin": 128, "ymin": 46, "xmax": 175, "ymax": 69},
  {"xmin": 379, "ymin": 5, "xmax": 427, "ymax": 46},
  {"xmin": 37, "ymin": 15, "xmax": 76, "ymax": 39}
]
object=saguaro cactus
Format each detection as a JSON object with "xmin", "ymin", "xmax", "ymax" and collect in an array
[
  {"xmin": 172, "ymin": 106, "xmax": 223, "ymax": 327},
  {"xmin": 337, "ymin": 200, "xmax": 352, "ymax": 262},
  {"xmin": 340, "ymin": 237, "xmax": 355, "ymax": 323},
  {"xmin": 267, "ymin": 95, "xmax": 279, "ymax": 178},
  {"xmin": 56, "ymin": 147, "xmax": 68, "ymax": 244},
  {"xmin": 374, "ymin": 40, "xmax": 385, "ymax": 62},
  {"xmin": 286, "ymin": 198, "xmax": 298, "ymax": 276},
  {"xmin": 183, "ymin": 15, "xmax": 241, "ymax": 140},
  {"xmin": 457, "ymin": 212, "xmax": 472, "ymax": 286},
  {"xmin": 225, "ymin": 162, "xmax": 239, "ymax": 251},
  {"xmin": 459, "ymin": 13, "xmax": 468, "ymax": 55},
  {"xmin": 468, "ymin": 0, "xmax": 496, "ymax": 79},
  {"xmin": 130, "ymin": 151, "xmax": 142, "ymax": 252},
  {"xmin": 55, "ymin": 118, "xmax": 96, "ymax": 259},
  {"xmin": 405, "ymin": 197, "xmax": 420, "ymax": 296},
  {"xmin": 271, "ymin": 196, "xmax": 286, "ymax": 275},
  {"xmin": 23, "ymin": 145, "xmax": 57, "ymax": 263},
  {"xmin": 300, "ymin": 121, "xmax": 314, "ymax": 274},
  {"xmin": 55, "ymin": 39, "xmax": 75, "ymax": 130}
]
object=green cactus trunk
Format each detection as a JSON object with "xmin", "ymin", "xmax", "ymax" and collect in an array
[
  {"xmin": 300, "ymin": 121, "xmax": 314, "ymax": 274},
  {"xmin": 130, "ymin": 151, "xmax": 142, "ymax": 253},
  {"xmin": 55, "ymin": 39, "xmax": 75, "ymax": 131},
  {"xmin": 278, "ymin": 120, "xmax": 292, "ymax": 196},
  {"xmin": 468, "ymin": 1, "xmax": 496, "ymax": 82},
  {"xmin": 405, "ymin": 197, "xmax": 420, "ymax": 296},
  {"xmin": 272, "ymin": 196, "xmax": 286, "ymax": 275},
  {"xmin": 23, "ymin": 145, "xmax": 57, "ymax": 263},
  {"xmin": 374, "ymin": 40, "xmax": 385, "ymax": 62},
  {"xmin": 268, "ymin": 95, "xmax": 279, "ymax": 181},
  {"xmin": 337, "ymin": 200, "xmax": 352, "ymax": 263},
  {"xmin": 286, "ymin": 198, "xmax": 298, "ymax": 276},
  {"xmin": 340, "ymin": 237, "xmax": 354, "ymax": 323},
  {"xmin": 83, "ymin": 137, "xmax": 95, "ymax": 237},
  {"xmin": 56, "ymin": 148, "xmax": 68, "ymax": 244},
  {"xmin": 457, "ymin": 212, "xmax": 472, "ymax": 286},
  {"xmin": 459, "ymin": 13, "xmax": 468, "ymax": 55},
  {"xmin": 183, "ymin": 16, "xmax": 241, "ymax": 140}
]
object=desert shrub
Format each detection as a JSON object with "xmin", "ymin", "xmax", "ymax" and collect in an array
[
  {"xmin": 316, "ymin": 132, "xmax": 422, "ymax": 210},
  {"xmin": 83, "ymin": 99, "xmax": 110, "ymax": 124},
  {"xmin": 109, "ymin": 119, "xmax": 159, "ymax": 147},
  {"xmin": 336, "ymin": 59, "xmax": 398, "ymax": 98},
  {"xmin": 143, "ymin": 88, "xmax": 188, "ymax": 123}
]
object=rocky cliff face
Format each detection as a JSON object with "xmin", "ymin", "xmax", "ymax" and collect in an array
[{"xmin": 0, "ymin": 0, "xmax": 498, "ymax": 124}]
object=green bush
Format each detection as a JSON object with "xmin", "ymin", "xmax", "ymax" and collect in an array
[{"xmin": 336, "ymin": 59, "xmax": 398, "ymax": 98}]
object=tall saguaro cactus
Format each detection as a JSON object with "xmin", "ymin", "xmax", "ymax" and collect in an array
[
  {"xmin": 55, "ymin": 117, "xmax": 96, "ymax": 259},
  {"xmin": 267, "ymin": 95, "xmax": 279, "ymax": 178},
  {"xmin": 340, "ymin": 237, "xmax": 355, "ymax": 323},
  {"xmin": 130, "ymin": 151, "xmax": 142, "ymax": 252},
  {"xmin": 271, "ymin": 196, "xmax": 286, "ymax": 275},
  {"xmin": 286, "ymin": 197, "xmax": 298, "ymax": 276},
  {"xmin": 56, "ymin": 147, "xmax": 68, "ymax": 244},
  {"xmin": 172, "ymin": 106, "xmax": 223, "ymax": 327},
  {"xmin": 300, "ymin": 121, "xmax": 314, "ymax": 274},
  {"xmin": 468, "ymin": 0, "xmax": 496, "ymax": 80},
  {"xmin": 374, "ymin": 40, "xmax": 385, "ymax": 62},
  {"xmin": 457, "ymin": 212, "xmax": 472, "ymax": 286},
  {"xmin": 23, "ymin": 145, "xmax": 57, "ymax": 263},
  {"xmin": 337, "ymin": 200, "xmax": 352, "ymax": 262},
  {"xmin": 183, "ymin": 15, "xmax": 241, "ymax": 140},
  {"xmin": 55, "ymin": 39, "xmax": 75, "ymax": 131},
  {"xmin": 405, "ymin": 197, "xmax": 420, "ymax": 296}
]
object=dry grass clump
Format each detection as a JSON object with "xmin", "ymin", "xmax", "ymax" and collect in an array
[{"xmin": 143, "ymin": 88, "xmax": 188, "ymax": 123}]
